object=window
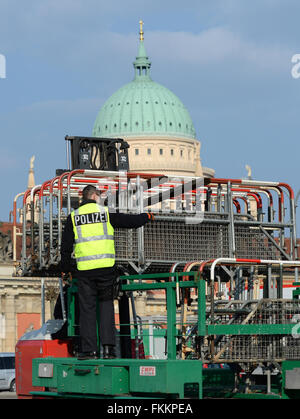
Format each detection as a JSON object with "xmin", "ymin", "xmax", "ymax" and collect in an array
[
  {"xmin": 135, "ymin": 149, "xmax": 139, "ymax": 156},
  {"xmin": 180, "ymin": 150, "xmax": 184, "ymax": 157},
  {"xmin": 147, "ymin": 148, "xmax": 151, "ymax": 155},
  {"xmin": 0, "ymin": 356, "xmax": 15, "ymax": 369},
  {"xmin": 159, "ymin": 149, "xmax": 163, "ymax": 156},
  {"xmin": 4, "ymin": 357, "xmax": 15, "ymax": 369},
  {"xmin": 170, "ymin": 149, "xmax": 174, "ymax": 156}
]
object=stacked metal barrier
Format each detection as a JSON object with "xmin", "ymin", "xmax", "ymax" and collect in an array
[
  {"xmin": 117, "ymin": 269, "xmax": 300, "ymax": 366},
  {"xmin": 204, "ymin": 298, "xmax": 300, "ymax": 363},
  {"xmin": 12, "ymin": 170, "xmax": 297, "ymax": 277}
]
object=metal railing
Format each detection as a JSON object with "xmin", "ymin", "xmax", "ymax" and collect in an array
[{"xmin": 12, "ymin": 172, "xmax": 297, "ymax": 277}]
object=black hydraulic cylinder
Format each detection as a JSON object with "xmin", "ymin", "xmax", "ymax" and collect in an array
[{"xmin": 118, "ymin": 294, "xmax": 132, "ymax": 359}]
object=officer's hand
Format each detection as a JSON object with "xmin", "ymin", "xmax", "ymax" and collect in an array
[
  {"xmin": 147, "ymin": 213, "xmax": 155, "ymax": 221},
  {"xmin": 61, "ymin": 272, "xmax": 72, "ymax": 282}
]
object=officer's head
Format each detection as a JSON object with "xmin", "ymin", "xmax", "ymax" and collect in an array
[{"xmin": 82, "ymin": 185, "xmax": 101, "ymax": 203}]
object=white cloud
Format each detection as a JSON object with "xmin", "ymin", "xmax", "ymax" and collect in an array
[
  {"xmin": 0, "ymin": 0, "xmax": 294, "ymax": 84},
  {"xmin": 147, "ymin": 28, "xmax": 292, "ymax": 76},
  {"xmin": 23, "ymin": 24, "xmax": 290, "ymax": 83}
]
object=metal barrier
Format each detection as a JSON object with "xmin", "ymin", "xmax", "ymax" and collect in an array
[
  {"xmin": 117, "ymin": 270, "xmax": 300, "ymax": 365},
  {"xmin": 12, "ymin": 172, "xmax": 298, "ymax": 277},
  {"xmin": 195, "ymin": 259, "xmax": 300, "ymax": 363}
]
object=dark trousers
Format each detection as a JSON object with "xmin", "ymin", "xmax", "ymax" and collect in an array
[{"xmin": 77, "ymin": 271, "xmax": 116, "ymax": 353}]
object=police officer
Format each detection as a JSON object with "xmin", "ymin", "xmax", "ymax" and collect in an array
[{"xmin": 61, "ymin": 184, "xmax": 153, "ymax": 360}]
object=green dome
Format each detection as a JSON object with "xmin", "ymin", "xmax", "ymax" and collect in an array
[{"xmin": 92, "ymin": 40, "xmax": 196, "ymax": 139}]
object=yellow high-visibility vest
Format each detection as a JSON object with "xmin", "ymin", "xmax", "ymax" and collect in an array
[{"xmin": 71, "ymin": 203, "xmax": 115, "ymax": 270}]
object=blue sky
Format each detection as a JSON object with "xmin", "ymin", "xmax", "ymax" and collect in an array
[{"xmin": 0, "ymin": 0, "xmax": 300, "ymax": 228}]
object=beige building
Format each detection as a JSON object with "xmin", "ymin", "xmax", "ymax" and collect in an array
[{"xmin": 0, "ymin": 267, "xmax": 56, "ymax": 352}]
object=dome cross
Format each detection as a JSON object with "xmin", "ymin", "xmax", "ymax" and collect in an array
[{"xmin": 139, "ymin": 20, "xmax": 144, "ymax": 41}]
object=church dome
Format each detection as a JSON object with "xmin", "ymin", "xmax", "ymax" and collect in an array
[{"xmin": 92, "ymin": 38, "xmax": 196, "ymax": 140}]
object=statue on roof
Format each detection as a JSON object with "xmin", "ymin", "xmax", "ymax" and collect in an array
[{"xmin": 30, "ymin": 155, "xmax": 35, "ymax": 170}]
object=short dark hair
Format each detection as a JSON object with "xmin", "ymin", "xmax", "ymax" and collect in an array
[{"xmin": 82, "ymin": 185, "xmax": 99, "ymax": 201}]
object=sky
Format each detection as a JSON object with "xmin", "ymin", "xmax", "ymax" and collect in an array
[{"xmin": 0, "ymin": 0, "xmax": 300, "ymax": 229}]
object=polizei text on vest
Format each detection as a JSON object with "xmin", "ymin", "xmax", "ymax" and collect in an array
[{"xmin": 74, "ymin": 212, "xmax": 108, "ymax": 226}]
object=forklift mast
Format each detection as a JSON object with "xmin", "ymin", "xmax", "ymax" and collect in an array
[{"xmin": 65, "ymin": 135, "xmax": 130, "ymax": 172}]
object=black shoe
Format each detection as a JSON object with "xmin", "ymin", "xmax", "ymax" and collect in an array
[
  {"xmin": 103, "ymin": 345, "xmax": 116, "ymax": 359},
  {"xmin": 77, "ymin": 351, "xmax": 98, "ymax": 360}
]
